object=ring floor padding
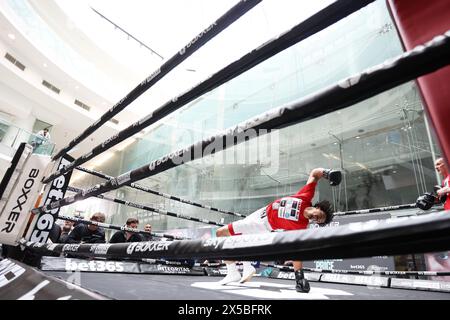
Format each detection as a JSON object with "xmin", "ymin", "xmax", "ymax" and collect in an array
[{"xmin": 44, "ymin": 272, "xmax": 450, "ymax": 300}]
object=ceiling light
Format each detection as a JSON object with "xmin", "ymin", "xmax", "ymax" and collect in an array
[
  {"xmin": 43, "ymin": 63, "xmax": 48, "ymax": 68},
  {"xmin": 355, "ymin": 136, "xmax": 360, "ymax": 139},
  {"xmin": 75, "ymin": 85, "xmax": 80, "ymax": 90},
  {"xmin": 8, "ymin": 33, "xmax": 15, "ymax": 40}
]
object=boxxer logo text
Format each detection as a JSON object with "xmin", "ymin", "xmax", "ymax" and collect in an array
[
  {"xmin": 141, "ymin": 68, "xmax": 161, "ymax": 85},
  {"xmin": 127, "ymin": 242, "xmax": 171, "ymax": 255},
  {"xmin": 101, "ymin": 134, "xmax": 119, "ymax": 148},
  {"xmin": 179, "ymin": 22, "xmax": 217, "ymax": 55},
  {"xmin": 169, "ymin": 129, "xmax": 280, "ymax": 176},
  {"xmin": 1, "ymin": 169, "xmax": 39, "ymax": 233}
]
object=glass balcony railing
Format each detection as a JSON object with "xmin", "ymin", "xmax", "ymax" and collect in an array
[{"xmin": 0, "ymin": 120, "xmax": 56, "ymax": 157}]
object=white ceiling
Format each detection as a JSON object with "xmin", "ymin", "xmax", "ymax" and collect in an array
[
  {"xmin": 33, "ymin": 0, "xmax": 334, "ymax": 117},
  {"xmin": 0, "ymin": 0, "xmax": 334, "ymax": 161}
]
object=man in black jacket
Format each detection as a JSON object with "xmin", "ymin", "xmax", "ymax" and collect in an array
[
  {"xmin": 65, "ymin": 212, "xmax": 106, "ymax": 244},
  {"xmin": 140, "ymin": 224, "xmax": 153, "ymax": 241},
  {"xmin": 59, "ymin": 220, "xmax": 74, "ymax": 243},
  {"xmin": 109, "ymin": 218, "xmax": 143, "ymax": 243}
]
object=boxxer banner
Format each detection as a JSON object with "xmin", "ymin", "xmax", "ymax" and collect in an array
[
  {"xmin": 26, "ymin": 154, "xmax": 74, "ymax": 244},
  {"xmin": 0, "ymin": 153, "xmax": 50, "ymax": 245}
]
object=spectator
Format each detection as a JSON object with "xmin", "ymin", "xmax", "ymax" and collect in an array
[
  {"xmin": 65, "ymin": 212, "xmax": 106, "ymax": 244},
  {"xmin": 435, "ymin": 157, "xmax": 450, "ymax": 210},
  {"xmin": 140, "ymin": 224, "xmax": 153, "ymax": 241},
  {"xmin": 48, "ymin": 222, "xmax": 62, "ymax": 243},
  {"xmin": 59, "ymin": 220, "xmax": 74, "ymax": 243},
  {"xmin": 72, "ymin": 213, "xmax": 85, "ymax": 227},
  {"xmin": 32, "ymin": 127, "xmax": 51, "ymax": 151},
  {"xmin": 109, "ymin": 218, "xmax": 143, "ymax": 243},
  {"xmin": 427, "ymin": 157, "xmax": 450, "ymax": 279}
]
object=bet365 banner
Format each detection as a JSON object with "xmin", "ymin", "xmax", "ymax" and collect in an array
[{"xmin": 26, "ymin": 154, "xmax": 74, "ymax": 243}]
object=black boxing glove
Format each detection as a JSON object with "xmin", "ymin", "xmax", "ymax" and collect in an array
[
  {"xmin": 416, "ymin": 192, "xmax": 436, "ymax": 210},
  {"xmin": 433, "ymin": 185, "xmax": 441, "ymax": 194},
  {"xmin": 434, "ymin": 185, "xmax": 448, "ymax": 204},
  {"xmin": 322, "ymin": 169, "xmax": 342, "ymax": 186}
]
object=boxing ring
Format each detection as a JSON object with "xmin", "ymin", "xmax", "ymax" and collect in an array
[
  {"xmin": 1, "ymin": 0, "xmax": 450, "ymax": 301},
  {"xmin": 2, "ymin": 255, "xmax": 450, "ymax": 300}
]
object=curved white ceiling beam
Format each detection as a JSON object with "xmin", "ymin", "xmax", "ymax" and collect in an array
[
  {"xmin": 0, "ymin": 4, "xmax": 143, "ymax": 127},
  {"xmin": 0, "ymin": 1, "xmax": 135, "ymax": 106},
  {"xmin": 0, "ymin": 40, "xmax": 118, "ymax": 157},
  {"xmin": 27, "ymin": 0, "xmax": 146, "ymax": 88}
]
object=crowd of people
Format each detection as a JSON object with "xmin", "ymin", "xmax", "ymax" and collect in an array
[
  {"xmin": 0, "ymin": 213, "xmax": 157, "ymax": 267},
  {"xmin": 53, "ymin": 213, "xmax": 153, "ymax": 245}
]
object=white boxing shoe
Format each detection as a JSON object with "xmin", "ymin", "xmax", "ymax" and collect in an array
[
  {"xmin": 240, "ymin": 265, "xmax": 256, "ymax": 283},
  {"xmin": 218, "ymin": 270, "xmax": 241, "ymax": 285}
]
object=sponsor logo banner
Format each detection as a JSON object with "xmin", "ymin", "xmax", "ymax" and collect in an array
[
  {"xmin": 65, "ymin": 259, "xmax": 126, "ymax": 273},
  {"xmin": 320, "ymin": 273, "xmax": 389, "ymax": 287},
  {"xmin": 268, "ymin": 269, "xmax": 321, "ymax": 282},
  {"xmin": 203, "ymin": 267, "xmax": 227, "ymax": 277},
  {"xmin": 275, "ymin": 270, "xmax": 295, "ymax": 280},
  {"xmin": 0, "ymin": 154, "xmax": 50, "ymax": 245},
  {"xmin": 222, "ymin": 233, "xmax": 275, "ymax": 249},
  {"xmin": 179, "ymin": 22, "xmax": 217, "ymax": 55},
  {"xmin": 62, "ymin": 244, "xmax": 81, "ymax": 252},
  {"xmin": 0, "ymin": 259, "xmax": 26, "ymax": 288},
  {"xmin": 126, "ymin": 241, "xmax": 171, "ymax": 255},
  {"xmin": 304, "ymin": 214, "xmax": 395, "ymax": 272},
  {"xmin": 40, "ymin": 257, "xmax": 137, "ymax": 273},
  {"xmin": 89, "ymin": 244, "xmax": 111, "ymax": 255},
  {"xmin": 39, "ymin": 257, "xmax": 202, "ymax": 275},
  {"xmin": 140, "ymin": 264, "xmax": 203, "ymax": 276},
  {"xmin": 390, "ymin": 278, "xmax": 450, "ymax": 292},
  {"xmin": 27, "ymin": 154, "xmax": 74, "ymax": 244},
  {"xmin": 0, "ymin": 259, "xmax": 105, "ymax": 300}
]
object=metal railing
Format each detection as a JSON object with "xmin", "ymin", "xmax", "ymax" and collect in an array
[{"xmin": 0, "ymin": 119, "xmax": 56, "ymax": 156}]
